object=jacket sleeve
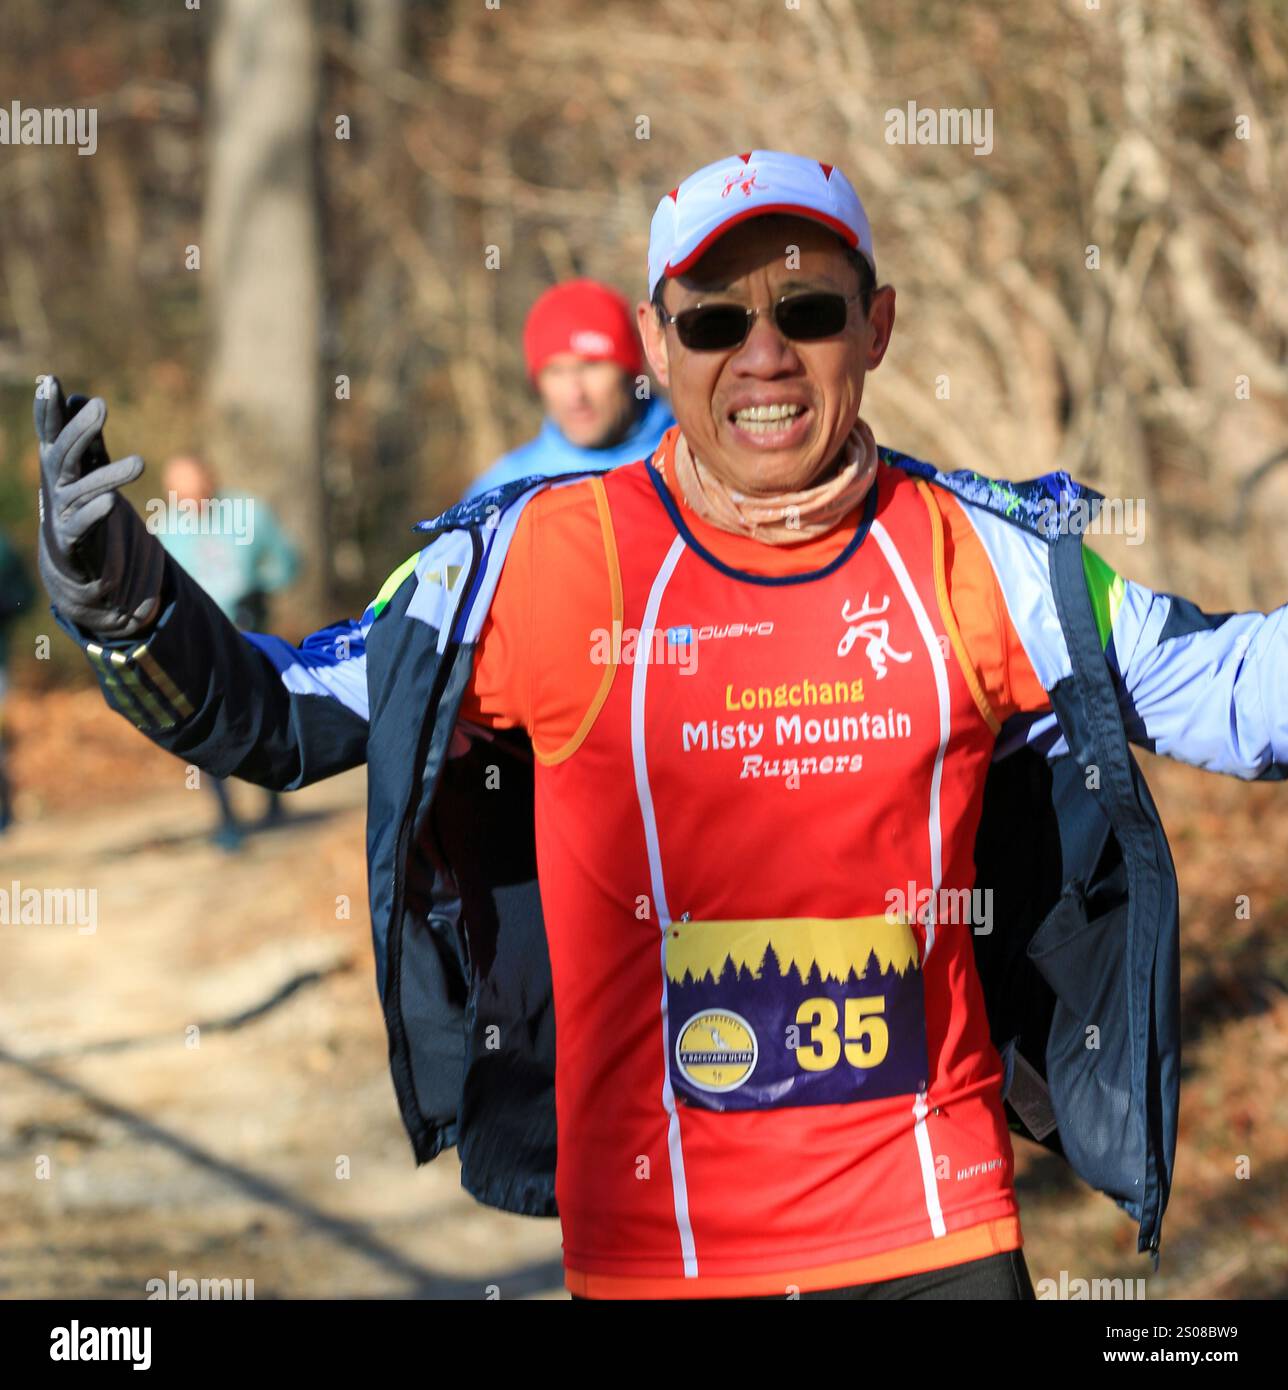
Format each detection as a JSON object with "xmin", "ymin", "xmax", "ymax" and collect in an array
[
  {"xmin": 51, "ymin": 547, "xmax": 390, "ymax": 791},
  {"xmin": 1086, "ymin": 547, "xmax": 1288, "ymax": 779}
]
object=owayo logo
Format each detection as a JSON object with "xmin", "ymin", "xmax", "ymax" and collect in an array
[{"xmin": 674, "ymin": 1010, "xmax": 758, "ymax": 1092}]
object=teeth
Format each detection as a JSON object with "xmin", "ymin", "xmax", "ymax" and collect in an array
[
  {"xmin": 733, "ymin": 403, "xmax": 803, "ymax": 423},
  {"xmin": 738, "ymin": 419, "xmax": 797, "ymax": 434}
]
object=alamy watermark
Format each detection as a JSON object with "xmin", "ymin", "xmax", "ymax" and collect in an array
[
  {"xmin": 50, "ymin": 1324, "xmax": 150, "ymax": 1370},
  {"xmin": 145, "ymin": 492, "xmax": 255, "ymax": 544},
  {"xmin": 884, "ymin": 101, "xmax": 993, "ymax": 157},
  {"xmin": 0, "ymin": 881, "xmax": 96, "ymax": 934},
  {"xmin": 1037, "ymin": 495, "xmax": 1146, "ymax": 545},
  {"xmin": 145, "ymin": 1269, "xmax": 255, "ymax": 1300},
  {"xmin": 0, "ymin": 100, "xmax": 97, "ymax": 156},
  {"xmin": 1036, "ymin": 1269, "xmax": 1147, "ymax": 1300},
  {"xmin": 589, "ymin": 622, "xmax": 699, "ymax": 675},
  {"xmin": 884, "ymin": 882, "xmax": 993, "ymax": 935}
]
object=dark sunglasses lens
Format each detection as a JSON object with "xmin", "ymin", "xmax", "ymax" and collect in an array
[
  {"xmin": 775, "ymin": 292, "xmax": 849, "ymax": 340},
  {"xmin": 675, "ymin": 305, "xmax": 749, "ymax": 350}
]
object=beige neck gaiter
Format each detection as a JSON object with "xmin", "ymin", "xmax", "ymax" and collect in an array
[{"xmin": 669, "ymin": 416, "xmax": 879, "ymax": 544}]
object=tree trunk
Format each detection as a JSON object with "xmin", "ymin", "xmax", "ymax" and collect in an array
[{"xmin": 204, "ymin": 0, "xmax": 323, "ymax": 626}]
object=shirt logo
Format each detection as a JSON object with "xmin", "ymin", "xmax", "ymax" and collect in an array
[
  {"xmin": 666, "ymin": 621, "xmax": 773, "ymax": 645},
  {"xmin": 838, "ymin": 593, "xmax": 912, "ymax": 680}
]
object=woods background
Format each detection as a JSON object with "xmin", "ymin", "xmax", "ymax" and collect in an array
[
  {"xmin": 0, "ymin": 0, "xmax": 1284, "ymax": 1301},
  {"xmin": 3, "ymin": 0, "xmax": 1288, "ymax": 631}
]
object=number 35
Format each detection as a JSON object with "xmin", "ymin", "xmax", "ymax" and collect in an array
[{"xmin": 795, "ymin": 996, "xmax": 889, "ymax": 1071}]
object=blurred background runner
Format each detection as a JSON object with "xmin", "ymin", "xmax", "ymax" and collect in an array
[
  {"xmin": 463, "ymin": 279, "xmax": 674, "ymax": 499},
  {"xmin": 156, "ymin": 454, "xmax": 300, "ymax": 850}
]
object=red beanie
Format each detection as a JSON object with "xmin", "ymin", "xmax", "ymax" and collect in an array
[{"xmin": 523, "ymin": 278, "xmax": 642, "ymax": 382}]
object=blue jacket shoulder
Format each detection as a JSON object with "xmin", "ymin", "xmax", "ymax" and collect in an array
[{"xmin": 879, "ymin": 445, "xmax": 1102, "ymax": 537}]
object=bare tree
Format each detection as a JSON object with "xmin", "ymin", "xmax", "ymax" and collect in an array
[{"xmin": 204, "ymin": 0, "xmax": 323, "ymax": 622}]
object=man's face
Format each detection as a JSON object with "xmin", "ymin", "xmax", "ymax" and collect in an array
[
  {"xmin": 637, "ymin": 215, "xmax": 895, "ymax": 495},
  {"xmin": 536, "ymin": 356, "xmax": 638, "ymax": 449}
]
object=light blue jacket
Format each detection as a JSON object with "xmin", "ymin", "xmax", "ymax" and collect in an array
[{"xmin": 462, "ymin": 395, "xmax": 674, "ymax": 500}]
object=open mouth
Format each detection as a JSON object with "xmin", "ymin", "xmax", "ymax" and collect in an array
[{"xmin": 727, "ymin": 402, "xmax": 812, "ymax": 446}]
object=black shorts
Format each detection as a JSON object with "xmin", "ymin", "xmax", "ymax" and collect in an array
[{"xmin": 570, "ymin": 1248, "xmax": 1036, "ymax": 1301}]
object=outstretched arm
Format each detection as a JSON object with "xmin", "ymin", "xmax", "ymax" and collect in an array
[
  {"xmin": 1085, "ymin": 547, "xmax": 1288, "ymax": 779},
  {"xmin": 55, "ymin": 555, "xmax": 374, "ymax": 791},
  {"xmin": 36, "ymin": 375, "xmax": 375, "ymax": 790}
]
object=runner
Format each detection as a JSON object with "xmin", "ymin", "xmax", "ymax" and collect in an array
[
  {"xmin": 34, "ymin": 150, "xmax": 1288, "ymax": 1300},
  {"xmin": 463, "ymin": 278, "xmax": 673, "ymax": 498},
  {"xmin": 154, "ymin": 453, "xmax": 300, "ymax": 850}
]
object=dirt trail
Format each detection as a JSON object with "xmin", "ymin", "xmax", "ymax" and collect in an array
[{"xmin": 0, "ymin": 745, "xmax": 564, "ymax": 1299}]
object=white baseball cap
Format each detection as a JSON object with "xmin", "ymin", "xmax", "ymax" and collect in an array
[{"xmin": 647, "ymin": 150, "xmax": 875, "ymax": 299}]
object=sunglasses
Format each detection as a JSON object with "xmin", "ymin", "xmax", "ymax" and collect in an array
[{"xmin": 658, "ymin": 290, "xmax": 864, "ymax": 351}]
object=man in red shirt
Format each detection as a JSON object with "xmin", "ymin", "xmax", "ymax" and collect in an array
[
  {"xmin": 457, "ymin": 151, "xmax": 1046, "ymax": 1298},
  {"xmin": 42, "ymin": 150, "xmax": 1283, "ymax": 1301}
]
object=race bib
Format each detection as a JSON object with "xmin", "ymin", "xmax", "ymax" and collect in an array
[{"xmin": 666, "ymin": 916, "xmax": 929, "ymax": 1111}]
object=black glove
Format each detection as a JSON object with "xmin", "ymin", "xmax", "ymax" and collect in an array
[{"xmin": 35, "ymin": 374, "xmax": 166, "ymax": 640}]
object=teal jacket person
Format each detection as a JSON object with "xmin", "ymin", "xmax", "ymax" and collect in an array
[{"xmin": 152, "ymin": 455, "xmax": 298, "ymax": 631}]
